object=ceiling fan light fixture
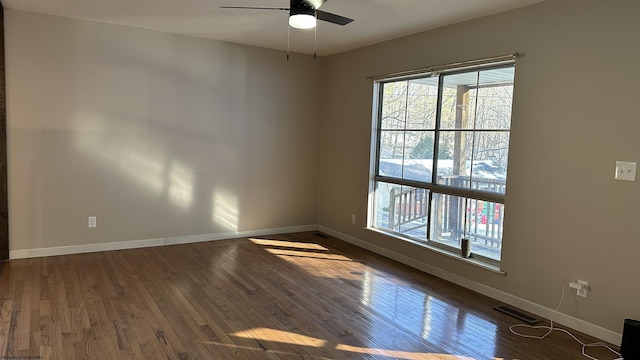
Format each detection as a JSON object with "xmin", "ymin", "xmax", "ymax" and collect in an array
[{"xmin": 289, "ymin": 13, "xmax": 316, "ymax": 29}]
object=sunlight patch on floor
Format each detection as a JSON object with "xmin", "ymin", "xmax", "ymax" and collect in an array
[
  {"xmin": 230, "ymin": 327, "xmax": 483, "ymax": 359},
  {"xmin": 249, "ymin": 237, "xmax": 357, "ymax": 278},
  {"xmin": 231, "ymin": 327, "xmax": 327, "ymax": 347},
  {"xmin": 264, "ymin": 248, "xmax": 353, "ymax": 261},
  {"xmin": 336, "ymin": 344, "xmax": 478, "ymax": 359},
  {"xmin": 249, "ymin": 238, "xmax": 329, "ymax": 251}
]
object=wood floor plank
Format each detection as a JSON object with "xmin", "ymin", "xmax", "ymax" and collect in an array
[
  {"xmin": 0, "ymin": 231, "xmax": 622, "ymax": 359},
  {"xmin": 0, "ymin": 299, "xmax": 11, "ymax": 355}
]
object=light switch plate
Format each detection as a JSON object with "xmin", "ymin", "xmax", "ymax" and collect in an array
[{"xmin": 615, "ymin": 161, "xmax": 637, "ymax": 181}]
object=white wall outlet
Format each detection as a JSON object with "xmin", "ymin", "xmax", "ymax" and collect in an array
[
  {"xmin": 88, "ymin": 216, "xmax": 97, "ymax": 228},
  {"xmin": 577, "ymin": 280, "xmax": 588, "ymax": 298},
  {"xmin": 615, "ymin": 161, "xmax": 637, "ymax": 181},
  {"xmin": 351, "ymin": 214, "xmax": 356, "ymax": 224},
  {"xmin": 570, "ymin": 280, "xmax": 588, "ymax": 298}
]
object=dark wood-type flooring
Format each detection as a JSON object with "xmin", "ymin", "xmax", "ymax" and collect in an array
[{"xmin": 0, "ymin": 232, "xmax": 620, "ymax": 359}]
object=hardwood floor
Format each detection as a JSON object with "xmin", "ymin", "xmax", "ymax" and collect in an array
[{"xmin": 0, "ymin": 232, "xmax": 620, "ymax": 359}]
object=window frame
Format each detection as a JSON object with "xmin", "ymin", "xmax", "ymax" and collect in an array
[{"xmin": 368, "ymin": 60, "xmax": 515, "ymax": 268}]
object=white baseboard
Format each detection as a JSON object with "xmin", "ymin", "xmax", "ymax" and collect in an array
[
  {"xmin": 9, "ymin": 224, "xmax": 318, "ymax": 259},
  {"xmin": 317, "ymin": 225, "xmax": 622, "ymax": 346}
]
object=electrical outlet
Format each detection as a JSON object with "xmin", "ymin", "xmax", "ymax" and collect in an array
[
  {"xmin": 569, "ymin": 280, "xmax": 588, "ymax": 298},
  {"xmin": 577, "ymin": 280, "xmax": 588, "ymax": 298},
  {"xmin": 351, "ymin": 214, "xmax": 356, "ymax": 224},
  {"xmin": 615, "ymin": 161, "xmax": 637, "ymax": 181},
  {"xmin": 88, "ymin": 216, "xmax": 97, "ymax": 228}
]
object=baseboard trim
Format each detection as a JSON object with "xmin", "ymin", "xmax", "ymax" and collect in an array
[
  {"xmin": 10, "ymin": 224, "xmax": 318, "ymax": 259},
  {"xmin": 317, "ymin": 225, "xmax": 622, "ymax": 346}
]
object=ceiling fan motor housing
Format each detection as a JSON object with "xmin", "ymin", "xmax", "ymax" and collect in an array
[{"xmin": 290, "ymin": 1, "xmax": 316, "ymax": 17}]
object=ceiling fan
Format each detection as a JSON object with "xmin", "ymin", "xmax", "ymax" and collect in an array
[{"xmin": 220, "ymin": 0, "xmax": 354, "ymax": 30}]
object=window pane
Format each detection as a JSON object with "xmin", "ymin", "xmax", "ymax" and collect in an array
[
  {"xmin": 465, "ymin": 199, "xmax": 504, "ymax": 261},
  {"xmin": 380, "ymin": 131, "xmax": 404, "ymax": 167},
  {"xmin": 403, "ymin": 131, "xmax": 434, "ymax": 182},
  {"xmin": 379, "ymin": 131, "xmax": 434, "ymax": 182},
  {"xmin": 373, "ymin": 181, "xmax": 400, "ymax": 230},
  {"xmin": 475, "ymin": 67, "xmax": 514, "ymax": 130},
  {"xmin": 470, "ymin": 131, "xmax": 509, "ymax": 194},
  {"xmin": 429, "ymin": 193, "xmax": 466, "ymax": 249},
  {"xmin": 406, "ymin": 77, "xmax": 439, "ymax": 130},
  {"xmin": 435, "ymin": 130, "xmax": 473, "ymax": 188},
  {"xmin": 440, "ymin": 72, "xmax": 479, "ymax": 130},
  {"xmin": 374, "ymin": 181, "xmax": 429, "ymax": 239},
  {"xmin": 380, "ymin": 81, "xmax": 407, "ymax": 130},
  {"xmin": 430, "ymin": 195, "xmax": 504, "ymax": 261}
]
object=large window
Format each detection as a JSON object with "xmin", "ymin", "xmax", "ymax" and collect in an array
[{"xmin": 369, "ymin": 59, "xmax": 515, "ymax": 266}]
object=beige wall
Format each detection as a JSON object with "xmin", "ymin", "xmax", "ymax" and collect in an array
[
  {"xmin": 6, "ymin": 10, "xmax": 320, "ymax": 250},
  {"xmin": 318, "ymin": 0, "xmax": 640, "ymax": 337}
]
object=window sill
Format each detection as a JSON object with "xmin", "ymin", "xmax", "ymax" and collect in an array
[{"xmin": 365, "ymin": 227, "xmax": 506, "ymax": 275}]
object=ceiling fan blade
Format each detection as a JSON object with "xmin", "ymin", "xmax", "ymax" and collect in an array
[
  {"xmin": 219, "ymin": 6, "xmax": 288, "ymax": 11},
  {"xmin": 316, "ymin": 10, "xmax": 354, "ymax": 26}
]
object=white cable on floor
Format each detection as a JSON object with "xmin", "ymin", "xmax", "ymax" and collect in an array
[{"xmin": 508, "ymin": 283, "xmax": 622, "ymax": 360}]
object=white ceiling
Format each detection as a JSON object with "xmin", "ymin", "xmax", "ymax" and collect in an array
[{"xmin": 2, "ymin": 0, "xmax": 547, "ymax": 56}]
